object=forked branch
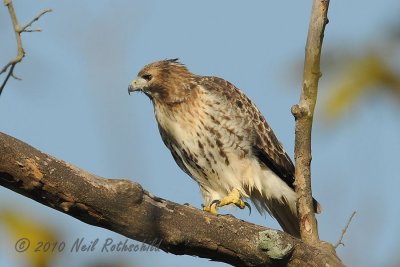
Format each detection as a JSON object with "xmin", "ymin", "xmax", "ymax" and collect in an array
[{"xmin": 0, "ymin": 0, "xmax": 51, "ymax": 95}]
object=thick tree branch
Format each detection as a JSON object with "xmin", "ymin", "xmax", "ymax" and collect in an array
[
  {"xmin": 0, "ymin": 132, "xmax": 343, "ymax": 267},
  {"xmin": 291, "ymin": 0, "xmax": 330, "ymax": 245},
  {"xmin": 0, "ymin": 0, "xmax": 51, "ymax": 95}
]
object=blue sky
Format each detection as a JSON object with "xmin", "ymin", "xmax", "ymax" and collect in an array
[{"xmin": 1, "ymin": 1, "xmax": 399, "ymax": 266}]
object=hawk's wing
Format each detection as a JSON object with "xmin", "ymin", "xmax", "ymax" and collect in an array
[
  {"xmin": 251, "ymin": 124, "xmax": 295, "ymax": 189},
  {"xmin": 198, "ymin": 76, "xmax": 295, "ymax": 189},
  {"xmin": 158, "ymin": 124, "xmax": 192, "ymax": 176}
]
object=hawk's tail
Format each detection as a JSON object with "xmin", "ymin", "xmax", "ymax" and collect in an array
[
  {"xmin": 269, "ymin": 198, "xmax": 300, "ymax": 238},
  {"xmin": 270, "ymin": 197, "xmax": 321, "ymax": 238},
  {"xmin": 251, "ymin": 192, "xmax": 321, "ymax": 238}
]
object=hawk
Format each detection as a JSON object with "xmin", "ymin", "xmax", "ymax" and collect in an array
[{"xmin": 128, "ymin": 59, "xmax": 321, "ymax": 237}]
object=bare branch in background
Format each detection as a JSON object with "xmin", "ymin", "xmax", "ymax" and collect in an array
[
  {"xmin": 0, "ymin": 132, "xmax": 344, "ymax": 267},
  {"xmin": 335, "ymin": 211, "xmax": 356, "ymax": 248},
  {"xmin": 291, "ymin": 0, "xmax": 330, "ymax": 245},
  {"xmin": 0, "ymin": 0, "xmax": 51, "ymax": 95}
]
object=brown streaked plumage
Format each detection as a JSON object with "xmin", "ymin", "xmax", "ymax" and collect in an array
[{"xmin": 128, "ymin": 59, "xmax": 321, "ymax": 237}]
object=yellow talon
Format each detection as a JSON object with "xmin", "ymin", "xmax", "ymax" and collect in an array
[
  {"xmin": 203, "ymin": 203, "xmax": 218, "ymax": 214},
  {"xmin": 217, "ymin": 188, "xmax": 245, "ymax": 208},
  {"xmin": 203, "ymin": 188, "xmax": 251, "ymax": 215}
]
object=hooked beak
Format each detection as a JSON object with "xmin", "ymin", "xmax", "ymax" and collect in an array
[{"xmin": 128, "ymin": 77, "xmax": 147, "ymax": 95}]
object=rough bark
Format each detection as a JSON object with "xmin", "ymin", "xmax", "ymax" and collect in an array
[{"xmin": 0, "ymin": 132, "xmax": 342, "ymax": 267}]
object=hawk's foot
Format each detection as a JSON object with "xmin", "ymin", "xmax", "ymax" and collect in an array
[
  {"xmin": 211, "ymin": 188, "xmax": 251, "ymax": 214},
  {"xmin": 217, "ymin": 188, "xmax": 245, "ymax": 207},
  {"xmin": 202, "ymin": 189, "xmax": 251, "ymax": 215},
  {"xmin": 202, "ymin": 203, "xmax": 218, "ymax": 215}
]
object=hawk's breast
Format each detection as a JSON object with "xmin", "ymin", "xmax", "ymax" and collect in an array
[{"xmin": 153, "ymin": 86, "xmax": 254, "ymax": 193}]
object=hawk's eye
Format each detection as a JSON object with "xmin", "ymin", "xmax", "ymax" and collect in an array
[{"xmin": 142, "ymin": 74, "xmax": 152, "ymax": 81}]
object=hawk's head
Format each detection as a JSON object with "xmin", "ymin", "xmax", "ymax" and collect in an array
[{"xmin": 128, "ymin": 59, "xmax": 195, "ymax": 104}]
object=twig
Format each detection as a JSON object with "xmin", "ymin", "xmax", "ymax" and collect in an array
[
  {"xmin": 334, "ymin": 211, "xmax": 356, "ymax": 248},
  {"xmin": 0, "ymin": 64, "xmax": 16, "ymax": 93},
  {"xmin": 0, "ymin": 0, "xmax": 51, "ymax": 96},
  {"xmin": 21, "ymin": 9, "xmax": 52, "ymax": 32},
  {"xmin": 291, "ymin": 0, "xmax": 330, "ymax": 245}
]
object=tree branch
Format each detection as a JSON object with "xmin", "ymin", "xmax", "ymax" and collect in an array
[
  {"xmin": 291, "ymin": 0, "xmax": 330, "ymax": 245},
  {"xmin": 0, "ymin": 132, "xmax": 343, "ymax": 267},
  {"xmin": 334, "ymin": 211, "xmax": 356, "ymax": 248},
  {"xmin": 0, "ymin": 0, "xmax": 51, "ymax": 95}
]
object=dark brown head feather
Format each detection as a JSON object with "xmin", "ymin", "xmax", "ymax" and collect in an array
[{"xmin": 165, "ymin": 58, "xmax": 180, "ymax": 64}]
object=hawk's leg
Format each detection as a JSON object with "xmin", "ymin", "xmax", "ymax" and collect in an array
[{"xmin": 203, "ymin": 188, "xmax": 251, "ymax": 215}]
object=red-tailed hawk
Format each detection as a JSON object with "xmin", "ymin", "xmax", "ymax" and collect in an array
[{"xmin": 128, "ymin": 59, "xmax": 321, "ymax": 237}]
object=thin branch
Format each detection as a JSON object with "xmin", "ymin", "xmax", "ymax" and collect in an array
[
  {"xmin": 21, "ymin": 9, "xmax": 52, "ymax": 32},
  {"xmin": 0, "ymin": 64, "xmax": 16, "ymax": 94},
  {"xmin": 0, "ymin": 132, "xmax": 344, "ymax": 267},
  {"xmin": 334, "ymin": 211, "xmax": 356, "ymax": 248},
  {"xmin": 21, "ymin": 29, "xmax": 42, "ymax": 33},
  {"xmin": 10, "ymin": 71, "xmax": 21, "ymax": 80},
  {"xmin": 0, "ymin": 0, "xmax": 51, "ymax": 96},
  {"xmin": 291, "ymin": 0, "xmax": 330, "ymax": 245}
]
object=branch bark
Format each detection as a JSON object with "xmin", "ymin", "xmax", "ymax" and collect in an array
[
  {"xmin": 291, "ymin": 0, "xmax": 330, "ymax": 245},
  {"xmin": 0, "ymin": 0, "xmax": 51, "ymax": 95},
  {"xmin": 0, "ymin": 132, "xmax": 343, "ymax": 267}
]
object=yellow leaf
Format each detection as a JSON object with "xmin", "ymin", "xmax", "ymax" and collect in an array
[
  {"xmin": 1, "ymin": 210, "xmax": 58, "ymax": 267},
  {"xmin": 324, "ymin": 53, "xmax": 399, "ymax": 119}
]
